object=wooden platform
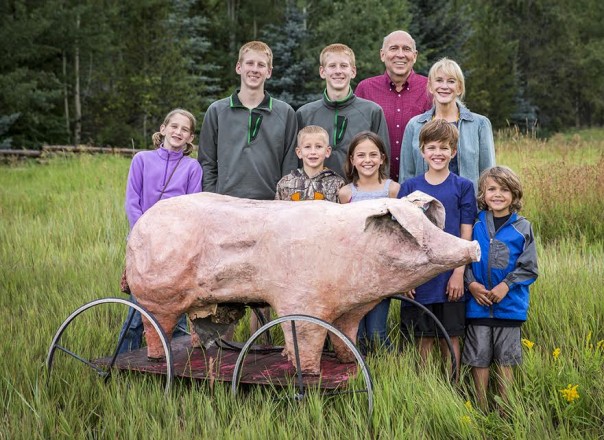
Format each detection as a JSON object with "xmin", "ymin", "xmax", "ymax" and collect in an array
[{"xmin": 93, "ymin": 337, "xmax": 359, "ymax": 390}]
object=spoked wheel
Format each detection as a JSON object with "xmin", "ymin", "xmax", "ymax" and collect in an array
[
  {"xmin": 46, "ymin": 297, "xmax": 173, "ymax": 395},
  {"xmin": 392, "ymin": 295, "xmax": 458, "ymax": 382},
  {"xmin": 231, "ymin": 314, "xmax": 373, "ymax": 421}
]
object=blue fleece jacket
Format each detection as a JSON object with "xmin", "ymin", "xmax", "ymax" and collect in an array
[{"xmin": 465, "ymin": 210, "xmax": 539, "ymax": 322}]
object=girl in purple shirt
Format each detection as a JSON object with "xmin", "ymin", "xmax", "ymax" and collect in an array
[{"xmin": 119, "ymin": 108, "xmax": 202, "ymax": 353}]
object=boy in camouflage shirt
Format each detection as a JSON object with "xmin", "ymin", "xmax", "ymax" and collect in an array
[{"xmin": 275, "ymin": 125, "xmax": 345, "ymax": 202}]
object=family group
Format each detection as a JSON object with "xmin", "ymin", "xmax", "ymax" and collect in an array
[{"xmin": 120, "ymin": 30, "xmax": 538, "ymax": 411}]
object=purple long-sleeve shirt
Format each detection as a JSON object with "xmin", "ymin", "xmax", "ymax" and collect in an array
[
  {"xmin": 355, "ymin": 70, "xmax": 432, "ymax": 181},
  {"xmin": 125, "ymin": 146, "xmax": 202, "ymax": 230}
]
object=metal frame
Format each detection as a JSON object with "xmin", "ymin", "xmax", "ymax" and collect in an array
[
  {"xmin": 46, "ymin": 297, "xmax": 173, "ymax": 395},
  {"xmin": 392, "ymin": 295, "xmax": 457, "ymax": 381},
  {"xmin": 231, "ymin": 314, "xmax": 374, "ymax": 420}
]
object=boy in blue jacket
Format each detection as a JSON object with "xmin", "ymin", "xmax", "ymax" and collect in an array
[{"xmin": 463, "ymin": 166, "xmax": 538, "ymax": 411}]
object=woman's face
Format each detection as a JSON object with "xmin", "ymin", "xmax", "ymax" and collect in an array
[{"xmin": 429, "ymin": 69, "xmax": 461, "ymax": 106}]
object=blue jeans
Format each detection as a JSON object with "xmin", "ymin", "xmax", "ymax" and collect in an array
[
  {"xmin": 117, "ymin": 295, "xmax": 188, "ymax": 354},
  {"xmin": 357, "ymin": 298, "xmax": 392, "ymax": 354}
]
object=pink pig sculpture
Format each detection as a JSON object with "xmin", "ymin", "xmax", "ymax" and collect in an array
[{"xmin": 125, "ymin": 191, "xmax": 480, "ymax": 374}]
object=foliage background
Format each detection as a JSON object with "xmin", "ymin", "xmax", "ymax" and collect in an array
[{"xmin": 1, "ymin": 0, "xmax": 603, "ymax": 149}]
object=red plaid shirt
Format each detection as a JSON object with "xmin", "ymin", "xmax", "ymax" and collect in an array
[{"xmin": 356, "ymin": 70, "xmax": 432, "ymax": 181}]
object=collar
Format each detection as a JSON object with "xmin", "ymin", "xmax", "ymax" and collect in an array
[
  {"xmin": 296, "ymin": 167, "xmax": 338, "ymax": 180},
  {"xmin": 322, "ymin": 87, "xmax": 355, "ymax": 108},
  {"xmin": 383, "ymin": 69, "xmax": 418, "ymax": 91},
  {"xmin": 157, "ymin": 145, "xmax": 184, "ymax": 160},
  {"xmin": 230, "ymin": 90, "xmax": 273, "ymax": 111},
  {"xmin": 417, "ymin": 102, "xmax": 475, "ymax": 123}
]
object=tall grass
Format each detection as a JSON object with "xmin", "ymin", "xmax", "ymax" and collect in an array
[{"xmin": 1, "ymin": 133, "xmax": 603, "ymax": 439}]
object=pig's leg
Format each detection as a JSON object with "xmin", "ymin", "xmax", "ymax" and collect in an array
[
  {"xmin": 331, "ymin": 303, "xmax": 377, "ymax": 363},
  {"xmin": 141, "ymin": 313, "xmax": 179, "ymax": 360},
  {"xmin": 281, "ymin": 321, "xmax": 327, "ymax": 375}
]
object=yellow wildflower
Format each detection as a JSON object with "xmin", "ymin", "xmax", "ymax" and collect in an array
[
  {"xmin": 559, "ymin": 384, "xmax": 580, "ymax": 403},
  {"xmin": 460, "ymin": 415, "xmax": 472, "ymax": 425},
  {"xmin": 521, "ymin": 338, "xmax": 534, "ymax": 350},
  {"xmin": 552, "ymin": 347, "xmax": 561, "ymax": 360},
  {"xmin": 597, "ymin": 340, "xmax": 604, "ymax": 351}
]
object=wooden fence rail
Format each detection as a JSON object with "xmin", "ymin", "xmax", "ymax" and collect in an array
[{"xmin": 1, "ymin": 145, "xmax": 143, "ymax": 160}]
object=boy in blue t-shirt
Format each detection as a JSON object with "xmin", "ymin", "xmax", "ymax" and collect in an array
[{"xmin": 398, "ymin": 118, "xmax": 477, "ymax": 378}]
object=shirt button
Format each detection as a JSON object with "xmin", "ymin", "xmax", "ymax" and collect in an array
[
  {"xmin": 396, "ymin": 125, "xmax": 400, "ymax": 128},
  {"xmin": 397, "ymin": 109, "xmax": 401, "ymax": 112},
  {"xmin": 398, "ymin": 94, "xmax": 401, "ymax": 97},
  {"xmin": 395, "ymin": 157, "xmax": 399, "ymax": 161},
  {"xmin": 396, "ymin": 141, "xmax": 399, "ymax": 144}
]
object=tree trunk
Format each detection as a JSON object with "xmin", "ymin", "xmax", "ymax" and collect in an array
[
  {"xmin": 62, "ymin": 51, "xmax": 71, "ymax": 144},
  {"xmin": 74, "ymin": 14, "xmax": 82, "ymax": 146}
]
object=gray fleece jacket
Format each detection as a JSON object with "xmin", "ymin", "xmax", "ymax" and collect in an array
[
  {"xmin": 198, "ymin": 91, "xmax": 298, "ymax": 200},
  {"xmin": 296, "ymin": 88, "xmax": 390, "ymax": 178}
]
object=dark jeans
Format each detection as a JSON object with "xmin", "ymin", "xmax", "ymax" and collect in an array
[
  {"xmin": 357, "ymin": 298, "xmax": 392, "ymax": 354},
  {"xmin": 117, "ymin": 295, "xmax": 188, "ymax": 354}
]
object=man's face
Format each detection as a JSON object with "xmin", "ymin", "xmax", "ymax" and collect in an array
[
  {"xmin": 236, "ymin": 50, "xmax": 272, "ymax": 90},
  {"xmin": 319, "ymin": 52, "xmax": 356, "ymax": 94},
  {"xmin": 380, "ymin": 32, "xmax": 417, "ymax": 83}
]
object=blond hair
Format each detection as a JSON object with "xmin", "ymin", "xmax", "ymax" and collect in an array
[
  {"xmin": 151, "ymin": 108, "xmax": 197, "ymax": 156},
  {"xmin": 320, "ymin": 43, "xmax": 356, "ymax": 67},
  {"xmin": 297, "ymin": 125, "xmax": 329, "ymax": 147},
  {"xmin": 477, "ymin": 166, "xmax": 524, "ymax": 212},
  {"xmin": 238, "ymin": 41, "xmax": 273, "ymax": 69}
]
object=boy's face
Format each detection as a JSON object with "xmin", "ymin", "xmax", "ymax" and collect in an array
[
  {"xmin": 420, "ymin": 140, "xmax": 456, "ymax": 172},
  {"xmin": 319, "ymin": 52, "xmax": 356, "ymax": 94},
  {"xmin": 483, "ymin": 177, "xmax": 513, "ymax": 217},
  {"xmin": 236, "ymin": 50, "xmax": 272, "ymax": 91},
  {"xmin": 296, "ymin": 133, "xmax": 331, "ymax": 174}
]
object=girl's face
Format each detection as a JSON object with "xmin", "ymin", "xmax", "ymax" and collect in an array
[
  {"xmin": 429, "ymin": 69, "xmax": 461, "ymax": 106},
  {"xmin": 483, "ymin": 177, "xmax": 513, "ymax": 217},
  {"xmin": 350, "ymin": 139, "xmax": 384, "ymax": 179},
  {"xmin": 160, "ymin": 113, "xmax": 194, "ymax": 151}
]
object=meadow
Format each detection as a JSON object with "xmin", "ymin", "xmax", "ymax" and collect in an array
[{"xmin": 1, "ymin": 130, "xmax": 603, "ymax": 439}]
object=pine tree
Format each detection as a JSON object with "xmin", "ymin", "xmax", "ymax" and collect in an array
[{"xmin": 261, "ymin": 2, "xmax": 318, "ymax": 109}]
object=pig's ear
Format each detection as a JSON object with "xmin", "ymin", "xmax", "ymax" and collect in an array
[{"xmin": 396, "ymin": 190, "xmax": 446, "ymax": 229}]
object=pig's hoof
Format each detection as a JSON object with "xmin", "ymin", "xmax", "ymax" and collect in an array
[{"xmin": 147, "ymin": 356, "xmax": 166, "ymax": 363}]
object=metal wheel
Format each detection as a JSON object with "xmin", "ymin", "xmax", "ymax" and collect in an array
[
  {"xmin": 393, "ymin": 295, "xmax": 458, "ymax": 381},
  {"xmin": 46, "ymin": 297, "xmax": 173, "ymax": 395},
  {"xmin": 231, "ymin": 314, "xmax": 373, "ymax": 421}
]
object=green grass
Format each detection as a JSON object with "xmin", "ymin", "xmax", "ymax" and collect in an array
[{"xmin": 1, "ymin": 133, "xmax": 603, "ymax": 439}]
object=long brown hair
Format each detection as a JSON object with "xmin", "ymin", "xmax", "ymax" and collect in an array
[{"xmin": 344, "ymin": 131, "xmax": 389, "ymax": 184}]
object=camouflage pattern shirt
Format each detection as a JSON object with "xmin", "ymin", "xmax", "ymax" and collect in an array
[{"xmin": 275, "ymin": 168, "xmax": 346, "ymax": 202}]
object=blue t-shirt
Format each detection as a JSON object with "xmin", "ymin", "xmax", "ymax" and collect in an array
[{"xmin": 397, "ymin": 172, "xmax": 477, "ymax": 304}]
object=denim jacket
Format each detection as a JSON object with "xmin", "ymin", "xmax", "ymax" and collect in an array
[{"xmin": 399, "ymin": 103, "xmax": 496, "ymax": 193}]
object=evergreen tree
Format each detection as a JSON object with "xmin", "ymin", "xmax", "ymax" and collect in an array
[
  {"xmin": 407, "ymin": 0, "xmax": 472, "ymax": 74},
  {"xmin": 261, "ymin": 2, "xmax": 318, "ymax": 109}
]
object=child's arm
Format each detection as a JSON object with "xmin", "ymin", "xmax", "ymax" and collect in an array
[
  {"xmin": 338, "ymin": 185, "xmax": 352, "ymax": 204},
  {"xmin": 491, "ymin": 220, "xmax": 539, "ymax": 302},
  {"xmin": 446, "ymin": 223, "xmax": 473, "ymax": 301},
  {"xmin": 124, "ymin": 155, "xmax": 144, "ymax": 230},
  {"xmin": 467, "ymin": 281, "xmax": 493, "ymax": 306},
  {"xmin": 388, "ymin": 181, "xmax": 401, "ymax": 198}
]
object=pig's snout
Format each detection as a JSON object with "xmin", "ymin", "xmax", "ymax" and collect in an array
[{"xmin": 470, "ymin": 240, "xmax": 481, "ymax": 262}]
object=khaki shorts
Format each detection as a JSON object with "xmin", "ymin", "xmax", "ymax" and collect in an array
[{"xmin": 462, "ymin": 325, "xmax": 523, "ymax": 367}]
